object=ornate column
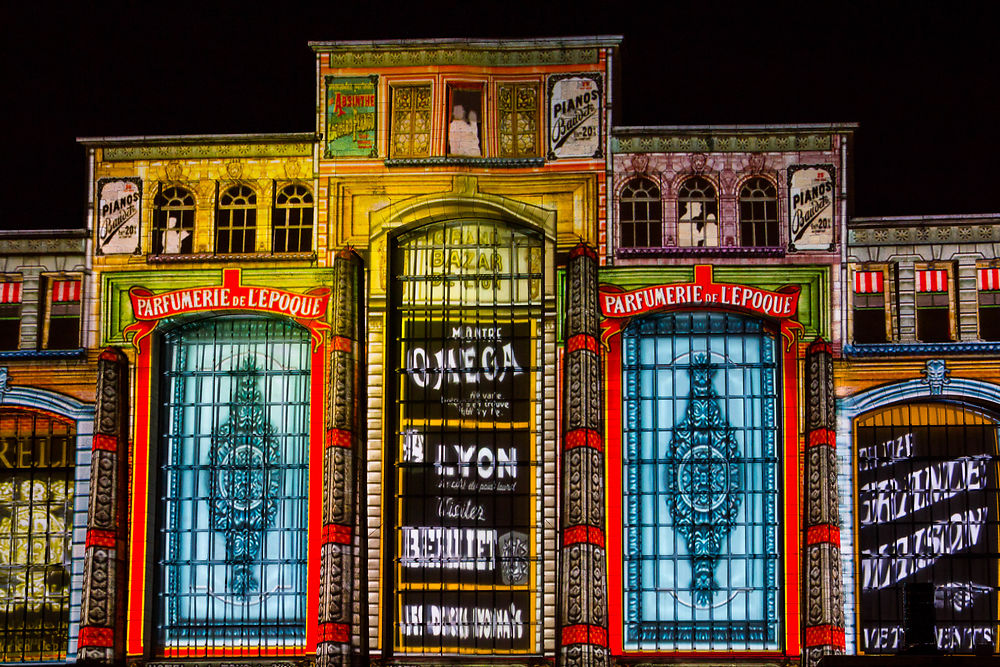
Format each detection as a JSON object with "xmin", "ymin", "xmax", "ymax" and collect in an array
[
  {"xmin": 558, "ymin": 245, "xmax": 609, "ymax": 667},
  {"xmin": 317, "ymin": 251, "xmax": 362, "ymax": 667},
  {"xmin": 78, "ymin": 348, "xmax": 129, "ymax": 663},
  {"xmin": 802, "ymin": 339, "xmax": 845, "ymax": 666}
]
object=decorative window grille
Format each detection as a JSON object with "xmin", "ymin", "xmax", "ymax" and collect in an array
[
  {"xmin": 155, "ymin": 317, "xmax": 310, "ymax": 653},
  {"xmin": 215, "ymin": 185, "xmax": 257, "ymax": 254},
  {"xmin": 44, "ymin": 279, "xmax": 81, "ymax": 350},
  {"xmin": 853, "ymin": 269, "xmax": 888, "ymax": 344},
  {"xmin": 0, "ymin": 408, "xmax": 75, "ymax": 661},
  {"xmin": 677, "ymin": 177, "xmax": 719, "ymax": 247},
  {"xmin": 390, "ymin": 85, "xmax": 432, "ymax": 158},
  {"xmin": 915, "ymin": 268, "xmax": 951, "ymax": 342},
  {"xmin": 855, "ymin": 403, "xmax": 999, "ymax": 654},
  {"xmin": 272, "ymin": 184, "xmax": 313, "ymax": 253},
  {"xmin": 621, "ymin": 311, "xmax": 781, "ymax": 651},
  {"xmin": 0, "ymin": 279, "xmax": 22, "ymax": 350},
  {"xmin": 152, "ymin": 186, "xmax": 196, "ymax": 255},
  {"xmin": 976, "ymin": 267, "xmax": 1000, "ymax": 341},
  {"xmin": 391, "ymin": 220, "xmax": 544, "ymax": 654},
  {"xmin": 619, "ymin": 177, "xmax": 662, "ymax": 249},
  {"xmin": 738, "ymin": 178, "xmax": 779, "ymax": 247},
  {"xmin": 498, "ymin": 83, "xmax": 539, "ymax": 158}
]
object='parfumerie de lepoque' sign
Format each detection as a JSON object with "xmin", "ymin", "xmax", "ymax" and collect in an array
[{"xmin": 600, "ymin": 265, "xmax": 800, "ymax": 320}]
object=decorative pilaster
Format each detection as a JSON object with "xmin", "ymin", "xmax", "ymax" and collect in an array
[
  {"xmin": 559, "ymin": 245, "xmax": 608, "ymax": 667},
  {"xmin": 318, "ymin": 251, "xmax": 362, "ymax": 667},
  {"xmin": 78, "ymin": 348, "xmax": 129, "ymax": 663},
  {"xmin": 803, "ymin": 340, "xmax": 845, "ymax": 667}
]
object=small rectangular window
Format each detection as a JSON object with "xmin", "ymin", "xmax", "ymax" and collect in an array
[
  {"xmin": 0, "ymin": 280, "xmax": 22, "ymax": 350},
  {"xmin": 977, "ymin": 267, "xmax": 1000, "ymax": 341},
  {"xmin": 498, "ymin": 83, "xmax": 539, "ymax": 158},
  {"xmin": 390, "ymin": 85, "xmax": 432, "ymax": 158},
  {"xmin": 915, "ymin": 268, "xmax": 951, "ymax": 342},
  {"xmin": 446, "ymin": 83, "xmax": 484, "ymax": 157},
  {"xmin": 44, "ymin": 279, "xmax": 81, "ymax": 350},
  {"xmin": 852, "ymin": 269, "xmax": 887, "ymax": 344}
]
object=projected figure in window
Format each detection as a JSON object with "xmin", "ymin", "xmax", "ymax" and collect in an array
[
  {"xmin": 448, "ymin": 104, "xmax": 481, "ymax": 156},
  {"xmin": 663, "ymin": 353, "xmax": 742, "ymax": 606}
]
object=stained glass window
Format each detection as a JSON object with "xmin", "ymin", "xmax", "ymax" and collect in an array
[
  {"xmin": 390, "ymin": 85, "xmax": 432, "ymax": 159},
  {"xmin": 855, "ymin": 403, "xmax": 999, "ymax": 654},
  {"xmin": 498, "ymin": 83, "xmax": 539, "ymax": 158},
  {"xmin": 391, "ymin": 220, "xmax": 544, "ymax": 654},
  {"xmin": 0, "ymin": 409, "xmax": 75, "ymax": 661},
  {"xmin": 621, "ymin": 311, "xmax": 781, "ymax": 651},
  {"xmin": 155, "ymin": 317, "xmax": 310, "ymax": 653}
]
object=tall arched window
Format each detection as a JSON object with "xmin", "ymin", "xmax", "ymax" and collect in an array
[
  {"xmin": 152, "ymin": 186, "xmax": 195, "ymax": 255},
  {"xmin": 738, "ymin": 177, "xmax": 779, "ymax": 247},
  {"xmin": 619, "ymin": 177, "xmax": 662, "ymax": 249},
  {"xmin": 216, "ymin": 185, "xmax": 257, "ymax": 254},
  {"xmin": 272, "ymin": 184, "xmax": 313, "ymax": 253},
  {"xmin": 677, "ymin": 176, "xmax": 719, "ymax": 247}
]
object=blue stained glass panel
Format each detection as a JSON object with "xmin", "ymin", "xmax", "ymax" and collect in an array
[
  {"xmin": 621, "ymin": 311, "xmax": 781, "ymax": 651},
  {"xmin": 156, "ymin": 317, "xmax": 309, "ymax": 650}
]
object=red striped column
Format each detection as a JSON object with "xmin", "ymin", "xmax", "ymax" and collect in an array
[
  {"xmin": 78, "ymin": 348, "xmax": 129, "ymax": 663},
  {"xmin": 559, "ymin": 245, "xmax": 609, "ymax": 667},
  {"xmin": 318, "ymin": 251, "xmax": 362, "ymax": 667},
  {"xmin": 803, "ymin": 340, "xmax": 845, "ymax": 666}
]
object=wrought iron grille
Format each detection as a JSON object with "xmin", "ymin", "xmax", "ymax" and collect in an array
[
  {"xmin": 391, "ymin": 219, "xmax": 544, "ymax": 654},
  {"xmin": 0, "ymin": 408, "xmax": 75, "ymax": 661},
  {"xmin": 621, "ymin": 311, "xmax": 781, "ymax": 651},
  {"xmin": 855, "ymin": 402, "xmax": 999, "ymax": 654},
  {"xmin": 155, "ymin": 317, "xmax": 310, "ymax": 653}
]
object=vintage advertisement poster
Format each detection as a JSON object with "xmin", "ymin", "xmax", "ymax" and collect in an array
[
  {"xmin": 855, "ymin": 404, "xmax": 998, "ymax": 654},
  {"xmin": 96, "ymin": 177, "xmax": 141, "ymax": 255},
  {"xmin": 787, "ymin": 164, "xmax": 835, "ymax": 251},
  {"xmin": 547, "ymin": 73, "xmax": 602, "ymax": 160},
  {"xmin": 324, "ymin": 75, "xmax": 377, "ymax": 158},
  {"xmin": 396, "ymin": 319, "xmax": 535, "ymax": 652}
]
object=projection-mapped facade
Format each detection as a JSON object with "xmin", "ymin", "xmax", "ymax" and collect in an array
[{"xmin": 0, "ymin": 35, "xmax": 997, "ymax": 667}]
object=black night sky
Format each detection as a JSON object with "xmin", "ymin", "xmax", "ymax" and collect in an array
[{"xmin": 3, "ymin": 2, "xmax": 997, "ymax": 230}]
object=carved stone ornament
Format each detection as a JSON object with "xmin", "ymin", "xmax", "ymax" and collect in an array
[
  {"xmin": 690, "ymin": 153, "xmax": 708, "ymax": 173},
  {"xmin": 921, "ymin": 358, "xmax": 951, "ymax": 395},
  {"xmin": 164, "ymin": 161, "xmax": 183, "ymax": 181},
  {"xmin": 629, "ymin": 153, "xmax": 650, "ymax": 175},
  {"xmin": 226, "ymin": 159, "xmax": 243, "ymax": 179},
  {"xmin": 748, "ymin": 153, "xmax": 766, "ymax": 173}
]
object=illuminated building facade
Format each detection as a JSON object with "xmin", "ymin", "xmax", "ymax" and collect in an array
[{"xmin": 0, "ymin": 36, "xmax": 996, "ymax": 667}]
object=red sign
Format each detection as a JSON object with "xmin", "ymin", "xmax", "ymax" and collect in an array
[
  {"xmin": 601, "ymin": 265, "xmax": 800, "ymax": 320},
  {"xmin": 129, "ymin": 268, "xmax": 329, "ymax": 321}
]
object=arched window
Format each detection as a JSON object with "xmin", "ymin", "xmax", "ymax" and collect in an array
[
  {"xmin": 619, "ymin": 177, "xmax": 662, "ymax": 248},
  {"xmin": 677, "ymin": 176, "xmax": 719, "ymax": 247},
  {"xmin": 216, "ymin": 185, "xmax": 257, "ymax": 254},
  {"xmin": 272, "ymin": 184, "xmax": 313, "ymax": 253},
  {"xmin": 739, "ymin": 177, "xmax": 779, "ymax": 247},
  {"xmin": 152, "ymin": 185, "xmax": 195, "ymax": 254}
]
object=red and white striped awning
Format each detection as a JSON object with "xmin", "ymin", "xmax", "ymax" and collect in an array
[
  {"xmin": 52, "ymin": 280, "xmax": 82, "ymax": 302},
  {"xmin": 978, "ymin": 268, "xmax": 1000, "ymax": 291},
  {"xmin": 0, "ymin": 282, "xmax": 22, "ymax": 303},
  {"xmin": 854, "ymin": 270, "xmax": 884, "ymax": 294},
  {"xmin": 916, "ymin": 269, "xmax": 948, "ymax": 293}
]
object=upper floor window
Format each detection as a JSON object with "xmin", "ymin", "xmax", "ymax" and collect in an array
[
  {"xmin": 152, "ymin": 185, "xmax": 195, "ymax": 255},
  {"xmin": 677, "ymin": 176, "xmax": 719, "ymax": 247},
  {"xmin": 977, "ymin": 266, "xmax": 1000, "ymax": 341},
  {"xmin": 738, "ymin": 177, "xmax": 779, "ymax": 247},
  {"xmin": 852, "ymin": 268, "xmax": 888, "ymax": 344},
  {"xmin": 498, "ymin": 83, "xmax": 539, "ymax": 158},
  {"xmin": 0, "ymin": 279, "xmax": 22, "ymax": 350},
  {"xmin": 915, "ymin": 268, "xmax": 951, "ymax": 342},
  {"xmin": 619, "ymin": 177, "xmax": 662, "ymax": 248},
  {"xmin": 390, "ymin": 85, "xmax": 432, "ymax": 159},
  {"xmin": 216, "ymin": 185, "xmax": 257, "ymax": 254},
  {"xmin": 44, "ymin": 279, "xmax": 81, "ymax": 350},
  {"xmin": 447, "ymin": 84, "xmax": 484, "ymax": 157},
  {"xmin": 272, "ymin": 184, "xmax": 313, "ymax": 253}
]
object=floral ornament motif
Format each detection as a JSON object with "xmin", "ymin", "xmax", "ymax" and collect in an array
[
  {"xmin": 664, "ymin": 353, "xmax": 742, "ymax": 606},
  {"xmin": 211, "ymin": 359, "xmax": 281, "ymax": 596},
  {"xmin": 499, "ymin": 530, "xmax": 529, "ymax": 585}
]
